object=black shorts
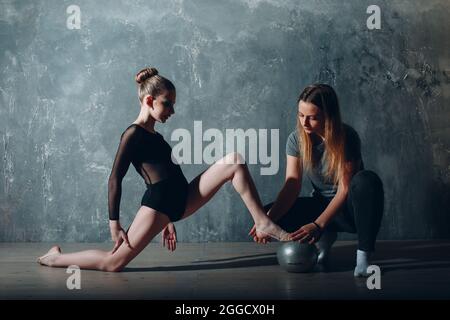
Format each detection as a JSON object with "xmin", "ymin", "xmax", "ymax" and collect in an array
[{"xmin": 141, "ymin": 176, "xmax": 189, "ymax": 222}]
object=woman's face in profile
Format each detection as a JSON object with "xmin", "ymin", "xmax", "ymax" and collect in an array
[
  {"xmin": 148, "ymin": 90, "xmax": 176, "ymax": 123},
  {"xmin": 298, "ymin": 100, "xmax": 324, "ymax": 137}
]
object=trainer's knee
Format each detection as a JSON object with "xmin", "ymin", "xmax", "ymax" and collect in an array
[{"xmin": 351, "ymin": 170, "xmax": 383, "ymax": 191}]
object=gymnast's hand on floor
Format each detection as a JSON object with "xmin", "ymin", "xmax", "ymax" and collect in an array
[
  {"xmin": 289, "ymin": 223, "xmax": 321, "ymax": 244},
  {"xmin": 162, "ymin": 223, "xmax": 177, "ymax": 252},
  {"xmin": 248, "ymin": 225, "xmax": 271, "ymax": 244},
  {"xmin": 110, "ymin": 220, "xmax": 131, "ymax": 254}
]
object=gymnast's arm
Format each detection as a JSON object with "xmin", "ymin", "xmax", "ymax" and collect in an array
[{"xmin": 108, "ymin": 128, "xmax": 137, "ymax": 223}]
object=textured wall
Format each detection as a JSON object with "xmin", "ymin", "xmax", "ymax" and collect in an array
[{"xmin": 1, "ymin": 0, "xmax": 449, "ymax": 242}]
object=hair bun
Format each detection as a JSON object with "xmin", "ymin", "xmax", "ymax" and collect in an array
[{"xmin": 135, "ymin": 67, "xmax": 159, "ymax": 84}]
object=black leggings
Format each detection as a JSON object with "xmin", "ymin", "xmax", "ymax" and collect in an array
[{"xmin": 265, "ymin": 170, "xmax": 384, "ymax": 252}]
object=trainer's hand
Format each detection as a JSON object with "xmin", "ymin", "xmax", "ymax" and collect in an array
[
  {"xmin": 109, "ymin": 220, "xmax": 131, "ymax": 254},
  {"xmin": 248, "ymin": 224, "xmax": 270, "ymax": 244},
  {"xmin": 162, "ymin": 223, "xmax": 177, "ymax": 252},
  {"xmin": 290, "ymin": 223, "xmax": 321, "ymax": 244}
]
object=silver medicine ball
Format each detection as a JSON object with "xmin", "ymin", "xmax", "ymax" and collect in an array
[{"xmin": 276, "ymin": 242, "xmax": 318, "ymax": 273}]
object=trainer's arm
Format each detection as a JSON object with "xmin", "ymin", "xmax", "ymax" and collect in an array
[
  {"xmin": 314, "ymin": 161, "xmax": 356, "ymax": 229},
  {"xmin": 267, "ymin": 155, "xmax": 302, "ymax": 222}
]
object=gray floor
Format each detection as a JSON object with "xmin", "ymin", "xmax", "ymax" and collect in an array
[{"xmin": 1, "ymin": 240, "xmax": 449, "ymax": 300}]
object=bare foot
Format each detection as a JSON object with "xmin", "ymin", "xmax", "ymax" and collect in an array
[
  {"xmin": 37, "ymin": 245, "xmax": 61, "ymax": 266},
  {"xmin": 256, "ymin": 220, "xmax": 291, "ymax": 241}
]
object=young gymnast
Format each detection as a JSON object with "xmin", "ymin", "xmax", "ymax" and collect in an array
[{"xmin": 37, "ymin": 67, "xmax": 291, "ymax": 272}]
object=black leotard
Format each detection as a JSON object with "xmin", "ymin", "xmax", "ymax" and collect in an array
[{"xmin": 108, "ymin": 124, "xmax": 189, "ymax": 222}]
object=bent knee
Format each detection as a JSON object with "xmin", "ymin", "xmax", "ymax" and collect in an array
[
  {"xmin": 104, "ymin": 264, "xmax": 124, "ymax": 273},
  {"xmin": 102, "ymin": 257, "xmax": 126, "ymax": 273},
  {"xmin": 351, "ymin": 170, "xmax": 382, "ymax": 188},
  {"xmin": 223, "ymin": 152, "xmax": 246, "ymax": 165}
]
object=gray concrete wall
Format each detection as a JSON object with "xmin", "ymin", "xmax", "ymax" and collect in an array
[{"xmin": 1, "ymin": 0, "xmax": 449, "ymax": 242}]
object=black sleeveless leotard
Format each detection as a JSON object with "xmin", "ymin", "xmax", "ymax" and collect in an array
[{"xmin": 108, "ymin": 124, "xmax": 189, "ymax": 222}]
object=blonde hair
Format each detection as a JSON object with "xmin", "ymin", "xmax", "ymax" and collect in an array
[
  {"xmin": 296, "ymin": 84, "xmax": 345, "ymax": 185},
  {"xmin": 135, "ymin": 67, "xmax": 175, "ymax": 102}
]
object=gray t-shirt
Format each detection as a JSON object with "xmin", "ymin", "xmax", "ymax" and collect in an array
[{"xmin": 286, "ymin": 124, "xmax": 364, "ymax": 198}]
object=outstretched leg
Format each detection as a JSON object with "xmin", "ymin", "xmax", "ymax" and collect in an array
[
  {"xmin": 37, "ymin": 206, "xmax": 170, "ymax": 272},
  {"xmin": 180, "ymin": 152, "xmax": 290, "ymax": 241}
]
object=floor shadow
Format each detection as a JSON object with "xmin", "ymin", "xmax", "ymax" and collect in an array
[
  {"xmin": 193, "ymin": 253, "xmax": 275, "ymax": 263},
  {"xmin": 123, "ymin": 254, "xmax": 278, "ymax": 272},
  {"xmin": 123, "ymin": 240, "xmax": 450, "ymax": 274},
  {"xmin": 327, "ymin": 240, "xmax": 450, "ymax": 274}
]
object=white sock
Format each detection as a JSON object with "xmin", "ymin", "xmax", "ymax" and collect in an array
[
  {"xmin": 354, "ymin": 249, "xmax": 372, "ymax": 277},
  {"xmin": 316, "ymin": 231, "xmax": 337, "ymax": 265}
]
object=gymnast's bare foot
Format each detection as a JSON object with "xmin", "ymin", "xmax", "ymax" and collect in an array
[
  {"xmin": 256, "ymin": 219, "xmax": 291, "ymax": 241},
  {"xmin": 37, "ymin": 245, "xmax": 61, "ymax": 267}
]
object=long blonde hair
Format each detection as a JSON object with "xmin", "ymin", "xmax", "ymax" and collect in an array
[{"xmin": 297, "ymin": 84, "xmax": 345, "ymax": 185}]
